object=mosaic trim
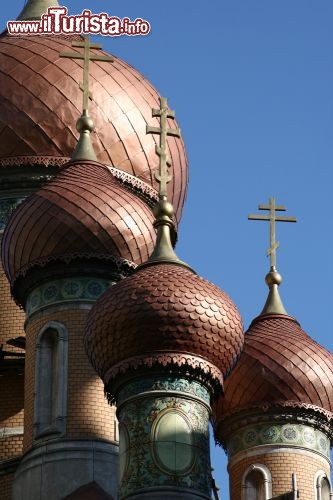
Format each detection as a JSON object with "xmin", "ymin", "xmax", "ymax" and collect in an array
[
  {"xmin": 26, "ymin": 278, "xmax": 112, "ymax": 315},
  {"xmin": 105, "ymin": 353, "xmax": 223, "ymax": 404},
  {"xmin": 227, "ymin": 422, "xmax": 330, "ymax": 459},
  {"xmin": 0, "ymin": 197, "xmax": 26, "ymax": 231},
  {"xmin": 117, "ymin": 377, "xmax": 211, "ymax": 498},
  {"xmin": 117, "ymin": 376, "xmax": 211, "ymax": 407}
]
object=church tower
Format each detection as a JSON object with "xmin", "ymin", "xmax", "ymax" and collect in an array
[
  {"xmin": 0, "ymin": 1, "xmax": 188, "ymax": 497},
  {"xmin": 84, "ymin": 97, "xmax": 244, "ymax": 499},
  {"xmin": 1, "ymin": 3, "xmax": 332, "ymax": 500},
  {"xmin": 213, "ymin": 198, "xmax": 333, "ymax": 499}
]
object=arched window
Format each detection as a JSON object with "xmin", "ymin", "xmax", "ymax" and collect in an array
[
  {"xmin": 34, "ymin": 322, "xmax": 68, "ymax": 439},
  {"xmin": 242, "ymin": 464, "xmax": 272, "ymax": 500},
  {"xmin": 315, "ymin": 471, "xmax": 333, "ymax": 500}
]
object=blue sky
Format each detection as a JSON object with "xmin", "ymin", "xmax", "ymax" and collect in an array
[{"xmin": 2, "ymin": 1, "xmax": 333, "ymax": 496}]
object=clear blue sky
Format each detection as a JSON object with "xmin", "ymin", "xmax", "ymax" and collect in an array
[{"xmin": 2, "ymin": 1, "xmax": 333, "ymax": 497}]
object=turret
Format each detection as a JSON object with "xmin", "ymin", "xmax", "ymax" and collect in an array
[
  {"xmin": 84, "ymin": 98, "xmax": 244, "ymax": 499},
  {"xmin": 213, "ymin": 198, "xmax": 333, "ymax": 499}
]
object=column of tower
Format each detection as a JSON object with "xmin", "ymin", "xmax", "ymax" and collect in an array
[
  {"xmin": 1, "ymin": 31, "xmax": 186, "ymax": 498},
  {"xmin": 0, "ymin": 1, "xmax": 189, "ymax": 497},
  {"xmin": 213, "ymin": 199, "xmax": 333, "ymax": 499},
  {"xmin": 1, "ymin": 112, "xmax": 121, "ymax": 499},
  {"xmin": 84, "ymin": 98, "xmax": 244, "ymax": 499}
]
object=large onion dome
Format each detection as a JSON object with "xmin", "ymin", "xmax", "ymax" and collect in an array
[
  {"xmin": 0, "ymin": 32, "xmax": 187, "ymax": 222},
  {"xmin": 85, "ymin": 261, "xmax": 243, "ymax": 396},
  {"xmin": 2, "ymin": 159, "xmax": 156, "ymax": 305}
]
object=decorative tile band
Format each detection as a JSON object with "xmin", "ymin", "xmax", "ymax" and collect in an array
[
  {"xmin": 117, "ymin": 376, "xmax": 211, "ymax": 498},
  {"xmin": 227, "ymin": 422, "xmax": 330, "ymax": 459},
  {"xmin": 117, "ymin": 376, "xmax": 211, "ymax": 407},
  {"xmin": 26, "ymin": 278, "xmax": 112, "ymax": 315}
]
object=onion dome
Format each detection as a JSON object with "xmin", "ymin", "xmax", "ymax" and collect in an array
[
  {"xmin": 213, "ymin": 270, "xmax": 333, "ymax": 440},
  {"xmin": 84, "ymin": 97, "xmax": 244, "ymax": 401},
  {"xmin": 219, "ymin": 313, "xmax": 333, "ymax": 417},
  {"xmin": 0, "ymin": 31, "xmax": 187, "ymax": 222},
  {"xmin": 214, "ymin": 200, "xmax": 333, "ymax": 442},
  {"xmin": 85, "ymin": 260, "xmax": 243, "ymax": 396},
  {"xmin": 1, "ymin": 158, "xmax": 156, "ymax": 305}
]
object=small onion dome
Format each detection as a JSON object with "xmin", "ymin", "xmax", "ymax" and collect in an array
[
  {"xmin": 84, "ymin": 262, "xmax": 244, "ymax": 400},
  {"xmin": 0, "ymin": 33, "xmax": 187, "ymax": 223},
  {"xmin": 213, "ymin": 313, "xmax": 333, "ymax": 435},
  {"xmin": 2, "ymin": 159, "xmax": 156, "ymax": 304}
]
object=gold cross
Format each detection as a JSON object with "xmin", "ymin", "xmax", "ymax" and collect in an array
[
  {"xmin": 248, "ymin": 197, "xmax": 297, "ymax": 269},
  {"xmin": 146, "ymin": 97, "xmax": 181, "ymax": 198},
  {"xmin": 60, "ymin": 34, "xmax": 113, "ymax": 114}
]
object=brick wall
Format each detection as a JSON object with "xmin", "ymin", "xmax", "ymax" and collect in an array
[
  {"xmin": 0, "ymin": 268, "xmax": 25, "ymax": 351},
  {"xmin": 0, "ymin": 267, "xmax": 25, "ymax": 500},
  {"xmin": 0, "ymin": 473, "xmax": 15, "ymax": 500},
  {"xmin": 0, "ymin": 436, "xmax": 23, "ymax": 462},
  {"xmin": 24, "ymin": 306, "xmax": 116, "ymax": 451},
  {"xmin": 0, "ymin": 376, "xmax": 24, "ymax": 431},
  {"xmin": 228, "ymin": 448, "xmax": 330, "ymax": 499}
]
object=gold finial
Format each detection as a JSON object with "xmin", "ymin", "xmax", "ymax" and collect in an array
[
  {"xmin": 248, "ymin": 197, "xmax": 297, "ymax": 315},
  {"xmin": 60, "ymin": 35, "xmax": 114, "ymax": 161},
  {"xmin": 142, "ymin": 97, "xmax": 192, "ymax": 270}
]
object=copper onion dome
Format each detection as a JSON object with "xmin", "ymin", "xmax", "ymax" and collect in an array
[
  {"xmin": 84, "ymin": 97, "xmax": 244, "ymax": 400},
  {"xmin": 214, "ymin": 199, "xmax": 333, "ymax": 432},
  {"xmin": 1, "ymin": 159, "xmax": 156, "ymax": 302},
  {"xmin": 216, "ymin": 313, "xmax": 333, "ymax": 419},
  {"xmin": 0, "ymin": 32, "xmax": 187, "ymax": 222},
  {"xmin": 85, "ymin": 262, "xmax": 244, "ymax": 389}
]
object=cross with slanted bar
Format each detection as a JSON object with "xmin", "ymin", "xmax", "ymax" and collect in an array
[
  {"xmin": 248, "ymin": 197, "xmax": 297, "ymax": 269},
  {"xmin": 146, "ymin": 97, "xmax": 181, "ymax": 198},
  {"xmin": 60, "ymin": 34, "xmax": 113, "ymax": 114}
]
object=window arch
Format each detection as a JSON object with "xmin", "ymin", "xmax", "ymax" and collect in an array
[
  {"xmin": 315, "ymin": 471, "xmax": 333, "ymax": 500},
  {"xmin": 242, "ymin": 464, "xmax": 272, "ymax": 500},
  {"xmin": 34, "ymin": 322, "xmax": 68, "ymax": 439}
]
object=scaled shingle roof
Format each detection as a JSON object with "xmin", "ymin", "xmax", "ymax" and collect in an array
[
  {"xmin": 84, "ymin": 262, "xmax": 244, "ymax": 394},
  {"xmin": 216, "ymin": 314, "xmax": 333, "ymax": 421},
  {"xmin": 0, "ymin": 33, "xmax": 188, "ymax": 222},
  {"xmin": 2, "ymin": 160, "xmax": 156, "ymax": 289}
]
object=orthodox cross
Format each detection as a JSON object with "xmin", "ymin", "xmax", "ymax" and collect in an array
[
  {"xmin": 60, "ymin": 34, "xmax": 113, "ymax": 114},
  {"xmin": 248, "ymin": 197, "xmax": 297, "ymax": 269},
  {"xmin": 146, "ymin": 97, "xmax": 181, "ymax": 198}
]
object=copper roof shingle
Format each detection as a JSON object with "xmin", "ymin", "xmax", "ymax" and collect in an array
[
  {"xmin": 84, "ymin": 263, "xmax": 244, "ymax": 388},
  {"xmin": 2, "ymin": 160, "xmax": 156, "ymax": 288},
  {"xmin": 215, "ymin": 314, "xmax": 333, "ymax": 422},
  {"xmin": 0, "ymin": 33, "xmax": 188, "ymax": 223}
]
